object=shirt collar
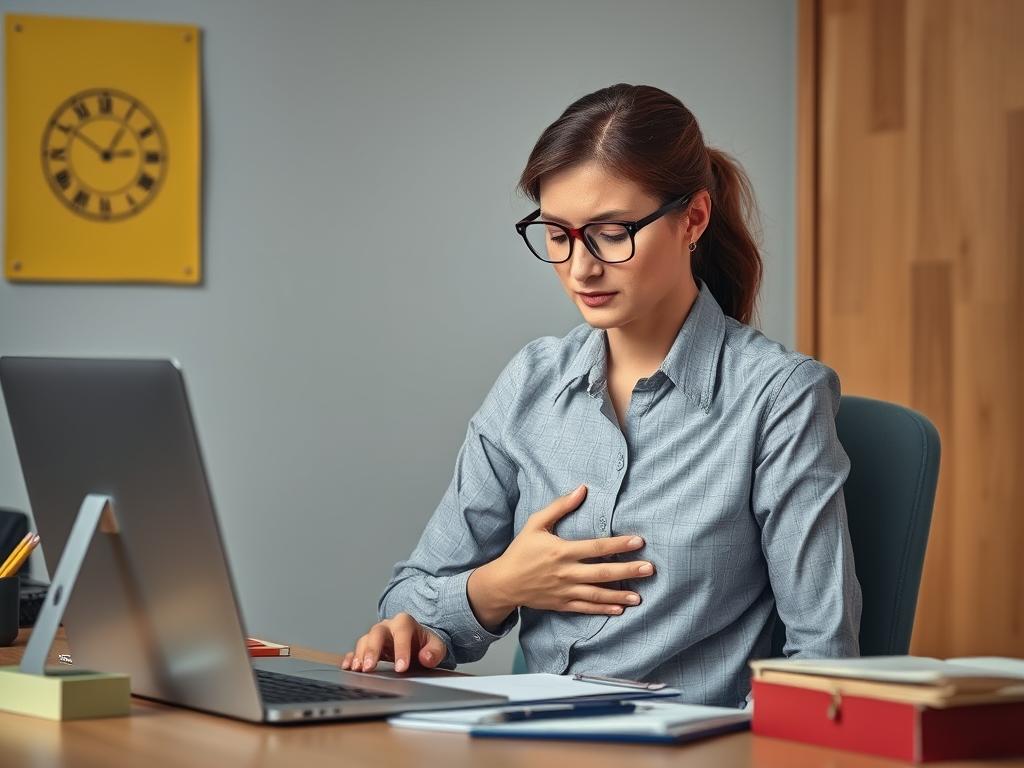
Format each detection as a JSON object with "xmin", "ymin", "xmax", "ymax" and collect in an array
[{"xmin": 551, "ymin": 278, "xmax": 727, "ymax": 413}]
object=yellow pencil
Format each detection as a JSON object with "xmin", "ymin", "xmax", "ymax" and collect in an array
[
  {"xmin": 0, "ymin": 533, "xmax": 38, "ymax": 579},
  {"xmin": 0, "ymin": 532, "xmax": 32, "ymax": 577}
]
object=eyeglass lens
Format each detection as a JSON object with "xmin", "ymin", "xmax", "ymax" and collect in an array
[{"xmin": 521, "ymin": 222, "xmax": 632, "ymax": 263}]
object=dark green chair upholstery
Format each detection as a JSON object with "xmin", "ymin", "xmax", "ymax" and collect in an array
[{"xmin": 512, "ymin": 394, "xmax": 940, "ymax": 673}]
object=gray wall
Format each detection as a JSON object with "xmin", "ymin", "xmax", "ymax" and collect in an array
[{"xmin": 0, "ymin": 0, "xmax": 796, "ymax": 675}]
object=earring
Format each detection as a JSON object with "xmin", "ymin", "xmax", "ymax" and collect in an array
[{"xmin": 688, "ymin": 242, "xmax": 697, "ymax": 253}]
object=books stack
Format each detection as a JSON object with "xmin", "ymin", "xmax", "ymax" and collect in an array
[
  {"xmin": 749, "ymin": 656, "xmax": 1024, "ymax": 763},
  {"xmin": 246, "ymin": 637, "xmax": 290, "ymax": 657}
]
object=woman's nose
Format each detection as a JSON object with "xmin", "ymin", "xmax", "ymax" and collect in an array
[{"xmin": 568, "ymin": 237, "xmax": 603, "ymax": 278}]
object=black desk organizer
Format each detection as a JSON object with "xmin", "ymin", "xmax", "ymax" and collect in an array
[
  {"xmin": 1, "ymin": 509, "xmax": 48, "ymax": 627},
  {"xmin": 18, "ymin": 576, "xmax": 48, "ymax": 628}
]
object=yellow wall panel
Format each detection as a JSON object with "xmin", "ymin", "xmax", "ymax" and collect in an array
[{"xmin": 4, "ymin": 14, "xmax": 201, "ymax": 283}]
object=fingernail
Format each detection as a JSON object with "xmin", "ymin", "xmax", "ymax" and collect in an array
[
  {"xmin": 627, "ymin": 594, "xmax": 641, "ymax": 604},
  {"xmin": 638, "ymin": 563, "xmax": 653, "ymax": 575},
  {"xmin": 362, "ymin": 657, "xmax": 373, "ymax": 670},
  {"xmin": 628, "ymin": 536, "xmax": 643, "ymax": 548},
  {"xmin": 395, "ymin": 658, "xmax": 407, "ymax": 672},
  {"xmin": 423, "ymin": 650, "xmax": 433, "ymax": 662},
  {"xmin": 351, "ymin": 658, "xmax": 361, "ymax": 671},
  {"xmin": 609, "ymin": 606, "xmax": 623, "ymax": 614}
]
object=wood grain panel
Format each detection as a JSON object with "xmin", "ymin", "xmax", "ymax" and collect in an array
[
  {"xmin": 803, "ymin": 0, "xmax": 1024, "ymax": 657},
  {"xmin": 1011, "ymin": 110, "xmax": 1024, "ymax": 284},
  {"xmin": 870, "ymin": 0, "xmax": 906, "ymax": 131},
  {"xmin": 1008, "ymin": 1, "xmax": 1024, "ymax": 108},
  {"xmin": 908, "ymin": 261, "xmax": 952, "ymax": 655},
  {"xmin": 797, "ymin": 0, "xmax": 820, "ymax": 355},
  {"xmin": 819, "ymin": 0, "xmax": 910, "ymax": 402},
  {"xmin": 908, "ymin": 0, "xmax": 954, "ymax": 265}
]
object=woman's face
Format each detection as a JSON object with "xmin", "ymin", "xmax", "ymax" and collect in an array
[{"xmin": 538, "ymin": 160, "xmax": 709, "ymax": 331}]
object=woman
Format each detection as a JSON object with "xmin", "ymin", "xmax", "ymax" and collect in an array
[{"xmin": 340, "ymin": 83, "xmax": 861, "ymax": 708}]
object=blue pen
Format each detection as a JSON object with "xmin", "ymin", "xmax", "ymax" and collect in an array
[{"xmin": 478, "ymin": 700, "xmax": 637, "ymax": 724}]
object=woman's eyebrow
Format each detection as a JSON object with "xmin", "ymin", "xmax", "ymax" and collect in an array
[{"xmin": 540, "ymin": 208, "xmax": 632, "ymax": 224}]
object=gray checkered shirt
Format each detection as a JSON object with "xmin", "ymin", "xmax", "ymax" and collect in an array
[{"xmin": 378, "ymin": 279, "xmax": 862, "ymax": 707}]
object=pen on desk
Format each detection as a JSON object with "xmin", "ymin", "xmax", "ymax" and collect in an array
[
  {"xmin": 477, "ymin": 700, "xmax": 637, "ymax": 724},
  {"xmin": 0, "ymin": 532, "xmax": 32, "ymax": 576},
  {"xmin": 572, "ymin": 672, "xmax": 667, "ymax": 690}
]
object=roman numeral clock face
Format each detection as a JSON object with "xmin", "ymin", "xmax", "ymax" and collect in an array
[{"xmin": 41, "ymin": 88, "xmax": 167, "ymax": 221}]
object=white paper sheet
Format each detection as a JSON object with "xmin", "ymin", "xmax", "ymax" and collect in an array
[{"xmin": 405, "ymin": 673, "xmax": 679, "ymax": 703}]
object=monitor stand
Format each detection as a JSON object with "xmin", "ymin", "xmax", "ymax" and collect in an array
[{"xmin": 0, "ymin": 494, "xmax": 131, "ymax": 720}]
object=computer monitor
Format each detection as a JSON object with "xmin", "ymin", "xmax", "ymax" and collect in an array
[{"xmin": 0, "ymin": 357, "xmax": 505, "ymax": 722}]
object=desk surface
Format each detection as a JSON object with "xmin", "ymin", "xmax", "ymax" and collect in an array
[{"xmin": 1, "ymin": 629, "xmax": 1019, "ymax": 768}]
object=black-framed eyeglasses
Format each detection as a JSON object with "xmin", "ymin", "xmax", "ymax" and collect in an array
[{"xmin": 514, "ymin": 193, "xmax": 692, "ymax": 264}]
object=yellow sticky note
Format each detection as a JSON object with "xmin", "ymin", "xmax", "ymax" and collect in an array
[
  {"xmin": 0, "ymin": 666, "xmax": 130, "ymax": 720},
  {"xmin": 5, "ymin": 14, "xmax": 201, "ymax": 283}
]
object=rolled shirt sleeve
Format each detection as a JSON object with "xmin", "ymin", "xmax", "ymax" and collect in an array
[
  {"xmin": 752, "ymin": 358, "xmax": 863, "ymax": 658},
  {"xmin": 376, "ymin": 344, "xmax": 529, "ymax": 667}
]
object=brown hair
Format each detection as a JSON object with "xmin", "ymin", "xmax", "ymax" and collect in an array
[{"xmin": 516, "ymin": 83, "xmax": 764, "ymax": 325}]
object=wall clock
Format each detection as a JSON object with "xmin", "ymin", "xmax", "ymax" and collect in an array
[
  {"xmin": 42, "ymin": 88, "xmax": 168, "ymax": 222},
  {"xmin": 5, "ymin": 14, "xmax": 201, "ymax": 284}
]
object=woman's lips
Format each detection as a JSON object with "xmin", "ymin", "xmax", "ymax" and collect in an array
[{"xmin": 578, "ymin": 292, "xmax": 617, "ymax": 307}]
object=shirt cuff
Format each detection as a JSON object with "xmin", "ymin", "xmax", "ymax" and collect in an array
[{"xmin": 438, "ymin": 568, "xmax": 518, "ymax": 654}]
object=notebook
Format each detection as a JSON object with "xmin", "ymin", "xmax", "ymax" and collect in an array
[
  {"xmin": 246, "ymin": 637, "xmax": 290, "ymax": 657},
  {"xmin": 403, "ymin": 673, "xmax": 681, "ymax": 705},
  {"xmin": 749, "ymin": 655, "xmax": 1024, "ymax": 707},
  {"xmin": 389, "ymin": 704, "xmax": 592, "ymax": 734},
  {"xmin": 470, "ymin": 700, "xmax": 750, "ymax": 744}
]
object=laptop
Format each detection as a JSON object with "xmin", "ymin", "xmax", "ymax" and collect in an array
[{"xmin": 0, "ymin": 356, "xmax": 507, "ymax": 723}]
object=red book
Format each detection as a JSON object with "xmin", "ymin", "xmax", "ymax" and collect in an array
[
  {"xmin": 752, "ymin": 680, "xmax": 1024, "ymax": 762},
  {"xmin": 246, "ymin": 637, "xmax": 291, "ymax": 657}
]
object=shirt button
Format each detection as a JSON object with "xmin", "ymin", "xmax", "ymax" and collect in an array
[
  {"xmin": 472, "ymin": 633, "xmax": 481, "ymax": 641},
  {"xmin": 598, "ymin": 515, "xmax": 607, "ymax": 530},
  {"xmin": 615, "ymin": 453, "xmax": 625, "ymax": 471}
]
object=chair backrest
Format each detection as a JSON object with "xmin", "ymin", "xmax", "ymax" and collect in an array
[{"xmin": 512, "ymin": 394, "xmax": 941, "ymax": 673}]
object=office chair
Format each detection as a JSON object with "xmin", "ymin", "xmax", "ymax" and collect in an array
[{"xmin": 512, "ymin": 394, "xmax": 941, "ymax": 673}]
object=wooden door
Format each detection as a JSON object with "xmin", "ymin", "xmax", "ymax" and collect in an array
[{"xmin": 799, "ymin": 0, "xmax": 1024, "ymax": 656}]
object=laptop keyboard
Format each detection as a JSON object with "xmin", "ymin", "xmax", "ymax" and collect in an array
[{"xmin": 255, "ymin": 668, "xmax": 401, "ymax": 705}]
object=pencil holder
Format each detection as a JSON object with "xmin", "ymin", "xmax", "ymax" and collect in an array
[{"xmin": 0, "ymin": 577, "xmax": 18, "ymax": 646}]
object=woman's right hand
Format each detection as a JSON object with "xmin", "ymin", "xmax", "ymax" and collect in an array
[
  {"xmin": 466, "ymin": 484, "xmax": 655, "ymax": 631},
  {"xmin": 340, "ymin": 612, "xmax": 447, "ymax": 674}
]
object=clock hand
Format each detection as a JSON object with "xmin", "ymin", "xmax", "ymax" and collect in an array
[
  {"xmin": 71, "ymin": 128, "xmax": 108, "ymax": 157},
  {"xmin": 106, "ymin": 125, "xmax": 128, "ymax": 153}
]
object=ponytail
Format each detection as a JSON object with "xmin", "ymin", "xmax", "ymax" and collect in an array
[{"xmin": 696, "ymin": 148, "xmax": 763, "ymax": 325}]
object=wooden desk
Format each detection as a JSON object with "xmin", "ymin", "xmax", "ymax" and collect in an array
[{"xmin": 0, "ymin": 629, "xmax": 1018, "ymax": 768}]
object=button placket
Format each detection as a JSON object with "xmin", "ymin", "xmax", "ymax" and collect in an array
[
  {"xmin": 608, "ymin": 386, "xmax": 654, "ymax": 538},
  {"xmin": 600, "ymin": 437, "xmax": 627, "ymax": 536}
]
